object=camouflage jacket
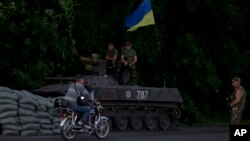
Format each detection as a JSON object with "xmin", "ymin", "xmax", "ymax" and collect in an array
[
  {"xmin": 121, "ymin": 49, "xmax": 136, "ymax": 63},
  {"xmin": 106, "ymin": 49, "xmax": 119, "ymax": 59}
]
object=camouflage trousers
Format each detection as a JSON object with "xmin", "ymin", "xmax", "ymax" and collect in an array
[
  {"xmin": 119, "ymin": 64, "xmax": 137, "ymax": 85},
  {"xmin": 130, "ymin": 65, "xmax": 137, "ymax": 85},
  {"xmin": 231, "ymin": 108, "xmax": 244, "ymax": 125}
]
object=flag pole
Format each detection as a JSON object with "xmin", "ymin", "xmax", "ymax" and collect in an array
[{"xmin": 154, "ymin": 25, "xmax": 166, "ymax": 87}]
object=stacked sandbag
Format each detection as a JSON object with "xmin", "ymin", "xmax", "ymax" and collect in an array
[
  {"xmin": 52, "ymin": 117, "xmax": 61, "ymax": 135},
  {"xmin": 0, "ymin": 87, "xmax": 20, "ymax": 135},
  {"xmin": 0, "ymin": 86, "xmax": 62, "ymax": 136},
  {"xmin": 48, "ymin": 107, "xmax": 61, "ymax": 135},
  {"xmin": 18, "ymin": 90, "xmax": 40, "ymax": 136},
  {"xmin": 35, "ymin": 95, "xmax": 56, "ymax": 135}
]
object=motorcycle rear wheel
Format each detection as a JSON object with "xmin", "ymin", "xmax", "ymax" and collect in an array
[{"xmin": 61, "ymin": 119, "xmax": 77, "ymax": 141}]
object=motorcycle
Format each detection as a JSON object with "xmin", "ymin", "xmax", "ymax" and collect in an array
[{"xmin": 54, "ymin": 97, "xmax": 110, "ymax": 140}]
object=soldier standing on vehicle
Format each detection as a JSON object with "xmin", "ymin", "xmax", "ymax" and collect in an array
[
  {"xmin": 105, "ymin": 42, "xmax": 119, "ymax": 75},
  {"xmin": 120, "ymin": 41, "xmax": 137, "ymax": 85},
  {"xmin": 230, "ymin": 77, "xmax": 246, "ymax": 125}
]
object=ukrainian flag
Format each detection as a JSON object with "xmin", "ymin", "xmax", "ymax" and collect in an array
[{"xmin": 125, "ymin": 0, "xmax": 155, "ymax": 32}]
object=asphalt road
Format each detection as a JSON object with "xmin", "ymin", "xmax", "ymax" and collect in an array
[{"xmin": 0, "ymin": 126, "xmax": 230, "ymax": 141}]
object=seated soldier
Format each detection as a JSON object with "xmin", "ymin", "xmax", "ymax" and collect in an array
[{"xmin": 105, "ymin": 42, "xmax": 119, "ymax": 75}]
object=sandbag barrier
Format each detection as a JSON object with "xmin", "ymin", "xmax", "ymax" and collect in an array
[{"xmin": 0, "ymin": 86, "xmax": 61, "ymax": 135}]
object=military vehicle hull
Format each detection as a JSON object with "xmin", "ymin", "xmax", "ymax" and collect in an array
[
  {"xmin": 93, "ymin": 85, "xmax": 182, "ymax": 130},
  {"xmin": 34, "ymin": 75, "xmax": 183, "ymax": 131}
]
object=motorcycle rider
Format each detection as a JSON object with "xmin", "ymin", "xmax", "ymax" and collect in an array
[{"xmin": 64, "ymin": 74, "xmax": 95, "ymax": 128}]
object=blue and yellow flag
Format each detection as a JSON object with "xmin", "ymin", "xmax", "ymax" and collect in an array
[{"xmin": 125, "ymin": 0, "xmax": 155, "ymax": 32}]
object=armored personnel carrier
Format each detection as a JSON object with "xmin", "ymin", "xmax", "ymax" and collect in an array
[{"xmin": 34, "ymin": 59, "xmax": 183, "ymax": 131}]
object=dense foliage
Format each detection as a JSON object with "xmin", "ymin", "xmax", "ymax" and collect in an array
[{"xmin": 0, "ymin": 0, "xmax": 249, "ymax": 122}]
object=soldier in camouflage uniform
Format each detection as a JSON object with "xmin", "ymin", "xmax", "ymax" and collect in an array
[
  {"xmin": 105, "ymin": 42, "xmax": 119, "ymax": 75},
  {"xmin": 230, "ymin": 77, "xmax": 246, "ymax": 125},
  {"xmin": 120, "ymin": 42, "xmax": 137, "ymax": 85}
]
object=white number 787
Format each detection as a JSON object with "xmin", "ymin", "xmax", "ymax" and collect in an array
[{"xmin": 137, "ymin": 90, "xmax": 148, "ymax": 100}]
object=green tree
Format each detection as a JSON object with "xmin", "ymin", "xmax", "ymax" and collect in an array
[{"xmin": 0, "ymin": 0, "xmax": 250, "ymax": 122}]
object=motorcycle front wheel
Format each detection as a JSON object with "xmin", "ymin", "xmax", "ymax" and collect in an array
[
  {"xmin": 61, "ymin": 119, "xmax": 77, "ymax": 141},
  {"xmin": 95, "ymin": 118, "xmax": 110, "ymax": 139}
]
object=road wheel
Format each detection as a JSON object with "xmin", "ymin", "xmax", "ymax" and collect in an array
[
  {"xmin": 158, "ymin": 115, "xmax": 171, "ymax": 130},
  {"xmin": 169, "ymin": 118, "xmax": 177, "ymax": 130},
  {"xmin": 130, "ymin": 115, "xmax": 143, "ymax": 130},
  {"xmin": 144, "ymin": 115, "xmax": 157, "ymax": 130},
  {"xmin": 114, "ymin": 115, "xmax": 128, "ymax": 130}
]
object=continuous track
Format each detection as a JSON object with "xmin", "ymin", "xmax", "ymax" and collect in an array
[{"xmin": 101, "ymin": 101, "xmax": 181, "ymax": 131}]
